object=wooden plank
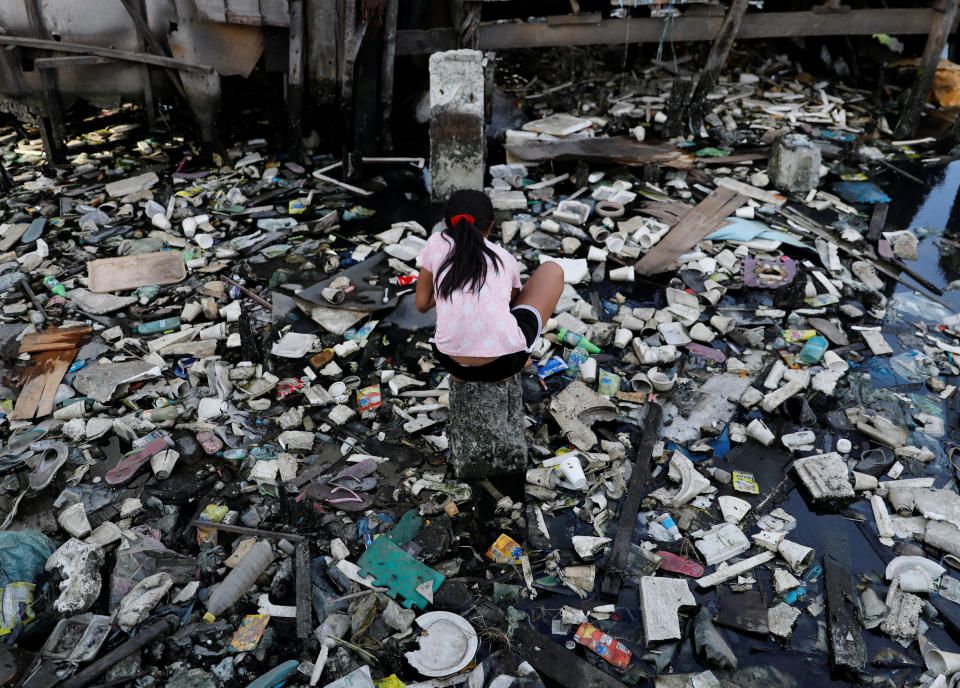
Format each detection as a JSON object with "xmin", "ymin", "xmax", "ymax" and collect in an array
[
  {"xmin": 380, "ymin": 0, "xmax": 399, "ymax": 150},
  {"xmin": 867, "ymin": 202, "xmax": 889, "ymax": 242},
  {"xmin": 397, "ymin": 9, "xmax": 941, "ymax": 54},
  {"xmin": 88, "ymin": 251, "xmax": 187, "ymax": 293},
  {"xmin": 35, "ymin": 349, "xmax": 73, "ymax": 417},
  {"xmin": 34, "ymin": 55, "xmax": 115, "ymax": 68},
  {"xmin": 895, "ymin": 0, "xmax": 960, "ymax": 138},
  {"xmin": 506, "ymin": 137, "xmax": 693, "ymax": 168},
  {"xmin": 19, "ymin": 326, "xmax": 92, "ymax": 354},
  {"xmin": 25, "ymin": 0, "xmax": 66, "ymax": 165},
  {"xmin": 823, "ymin": 534, "xmax": 867, "ymax": 675},
  {"xmin": 295, "ymin": 541, "xmax": 311, "ymax": 639},
  {"xmin": 635, "ymin": 187, "xmax": 746, "ymax": 275},
  {"xmin": 11, "ymin": 354, "xmax": 51, "ymax": 421},
  {"xmin": 473, "ymin": 600, "xmax": 628, "ymax": 688},
  {"xmin": 0, "ymin": 35, "xmax": 214, "ymax": 73},
  {"xmin": 286, "ymin": 0, "xmax": 305, "ymax": 159},
  {"xmin": 600, "ymin": 403, "xmax": 662, "ymax": 597}
]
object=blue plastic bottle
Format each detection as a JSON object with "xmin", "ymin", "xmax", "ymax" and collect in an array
[{"xmin": 798, "ymin": 335, "xmax": 829, "ymax": 365}]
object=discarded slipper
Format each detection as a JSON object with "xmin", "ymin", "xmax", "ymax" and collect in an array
[
  {"xmin": 328, "ymin": 458, "xmax": 379, "ymax": 490},
  {"xmin": 1, "ymin": 419, "xmax": 56, "ymax": 458},
  {"xmin": 106, "ymin": 437, "xmax": 172, "ymax": 485},
  {"xmin": 26, "ymin": 440, "xmax": 69, "ymax": 491},
  {"xmin": 655, "ymin": 551, "xmax": 704, "ymax": 578},
  {"xmin": 304, "ymin": 483, "xmax": 375, "ymax": 512}
]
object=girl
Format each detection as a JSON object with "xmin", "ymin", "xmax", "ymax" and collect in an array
[{"xmin": 415, "ymin": 189, "xmax": 564, "ymax": 382}]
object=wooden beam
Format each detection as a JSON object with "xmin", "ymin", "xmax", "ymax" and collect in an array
[
  {"xmin": 397, "ymin": 9, "xmax": 943, "ymax": 54},
  {"xmin": 600, "ymin": 403, "xmax": 662, "ymax": 597},
  {"xmin": 380, "ymin": 0, "xmax": 399, "ymax": 150},
  {"xmin": 682, "ymin": 0, "xmax": 749, "ymax": 133},
  {"xmin": 0, "ymin": 35, "xmax": 214, "ymax": 73},
  {"xmin": 25, "ymin": 0, "xmax": 67, "ymax": 164},
  {"xmin": 287, "ymin": 0, "xmax": 305, "ymax": 159},
  {"xmin": 34, "ymin": 55, "xmax": 115, "ymax": 68},
  {"xmin": 895, "ymin": 0, "xmax": 960, "ymax": 138}
]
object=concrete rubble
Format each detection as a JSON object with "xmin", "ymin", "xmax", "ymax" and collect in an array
[{"xmin": 0, "ymin": 18, "xmax": 957, "ymax": 688}]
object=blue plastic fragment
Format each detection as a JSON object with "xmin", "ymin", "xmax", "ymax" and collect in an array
[{"xmin": 833, "ymin": 181, "xmax": 891, "ymax": 204}]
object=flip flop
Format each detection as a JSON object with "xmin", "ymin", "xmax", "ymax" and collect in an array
[
  {"xmin": 1, "ymin": 420, "xmax": 57, "ymax": 458},
  {"xmin": 304, "ymin": 483, "xmax": 374, "ymax": 512},
  {"xmin": 105, "ymin": 436, "xmax": 172, "ymax": 485},
  {"xmin": 655, "ymin": 551, "xmax": 704, "ymax": 578},
  {"xmin": 329, "ymin": 458, "xmax": 378, "ymax": 486},
  {"xmin": 26, "ymin": 440, "xmax": 69, "ymax": 491}
]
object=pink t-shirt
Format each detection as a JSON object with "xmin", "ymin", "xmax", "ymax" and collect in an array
[{"xmin": 416, "ymin": 231, "xmax": 527, "ymax": 357}]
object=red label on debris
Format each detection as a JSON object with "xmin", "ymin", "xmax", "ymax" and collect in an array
[{"xmin": 574, "ymin": 623, "xmax": 632, "ymax": 669}]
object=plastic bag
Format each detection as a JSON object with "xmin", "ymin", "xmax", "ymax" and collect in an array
[{"xmin": 0, "ymin": 530, "xmax": 56, "ymax": 586}]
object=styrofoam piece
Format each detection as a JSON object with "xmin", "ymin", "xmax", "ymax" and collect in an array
[
  {"xmin": 871, "ymin": 494, "xmax": 895, "ymax": 546},
  {"xmin": 639, "ymin": 576, "xmax": 695, "ymax": 641},
  {"xmin": 746, "ymin": 418, "xmax": 774, "ymax": 446},
  {"xmin": 697, "ymin": 552, "xmax": 776, "ymax": 588},
  {"xmin": 694, "ymin": 523, "xmax": 751, "ymax": 566},
  {"xmin": 778, "ymin": 539, "xmax": 814, "ymax": 572},
  {"xmin": 719, "ymin": 496, "xmax": 751, "ymax": 524}
]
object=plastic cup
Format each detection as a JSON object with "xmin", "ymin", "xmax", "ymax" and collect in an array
[
  {"xmin": 526, "ymin": 467, "xmax": 559, "ymax": 488},
  {"xmin": 746, "ymin": 418, "xmax": 775, "ymax": 446},
  {"xmin": 545, "ymin": 455, "xmax": 587, "ymax": 490}
]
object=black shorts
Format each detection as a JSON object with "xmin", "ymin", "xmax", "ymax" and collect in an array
[{"xmin": 432, "ymin": 305, "xmax": 542, "ymax": 382}]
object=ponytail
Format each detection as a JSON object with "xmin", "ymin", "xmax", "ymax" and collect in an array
[{"xmin": 436, "ymin": 189, "xmax": 502, "ymax": 300}]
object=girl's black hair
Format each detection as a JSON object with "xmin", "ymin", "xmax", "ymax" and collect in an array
[{"xmin": 435, "ymin": 189, "xmax": 502, "ymax": 300}]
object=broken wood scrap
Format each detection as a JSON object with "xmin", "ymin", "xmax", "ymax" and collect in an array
[
  {"xmin": 11, "ymin": 347, "xmax": 78, "ymax": 420},
  {"xmin": 505, "ymin": 137, "xmax": 694, "ymax": 168},
  {"xmin": 19, "ymin": 325, "xmax": 92, "ymax": 354},
  {"xmin": 471, "ymin": 599, "xmax": 629, "ymax": 688},
  {"xmin": 635, "ymin": 200, "xmax": 693, "ymax": 227},
  {"xmin": 601, "ymin": 403, "xmax": 662, "ymax": 597},
  {"xmin": 634, "ymin": 186, "xmax": 747, "ymax": 275}
]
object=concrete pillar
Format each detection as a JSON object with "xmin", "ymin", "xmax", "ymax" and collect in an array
[
  {"xmin": 428, "ymin": 49, "xmax": 484, "ymax": 202},
  {"xmin": 448, "ymin": 373, "xmax": 527, "ymax": 479},
  {"xmin": 767, "ymin": 133, "xmax": 821, "ymax": 194}
]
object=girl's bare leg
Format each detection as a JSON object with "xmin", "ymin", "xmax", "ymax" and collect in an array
[{"xmin": 514, "ymin": 262, "xmax": 564, "ymax": 325}]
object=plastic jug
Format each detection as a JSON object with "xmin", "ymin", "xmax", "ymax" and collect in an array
[
  {"xmin": 203, "ymin": 541, "xmax": 275, "ymax": 622},
  {"xmin": 798, "ymin": 335, "xmax": 829, "ymax": 365}
]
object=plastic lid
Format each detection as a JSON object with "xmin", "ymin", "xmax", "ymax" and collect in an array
[{"xmin": 203, "ymin": 612, "xmax": 216, "ymax": 623}]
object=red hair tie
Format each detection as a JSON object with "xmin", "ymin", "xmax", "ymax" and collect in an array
[{"xmin": 450, "ymin": 214, "xmax": 474, "ymax": 227}]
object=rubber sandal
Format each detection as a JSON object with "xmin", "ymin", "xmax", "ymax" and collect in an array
[
  {"xmin": 330, "ymin": 475, "xmax": 378, "ymax": 492},
  {"xmin": 655, "ymin": 551, "xmax": 704, "ymax": 578},
  {"xmin": 26, "ymin": 440, "xmax": 69, "ymax": 491},
  {"xmin": 106, "ymin": 437, "xmax": 172, "ymax": 485},
  {"xmin": 329, "ymin": 458, "xmax": 379, "ymax": 486},
  {"xmin": 304, "ymin": 483, "xmax": 374, "ymax": 512},
  {"xmin": 1, "ymin": 419, "xmax": 56, "ymax": 458}
]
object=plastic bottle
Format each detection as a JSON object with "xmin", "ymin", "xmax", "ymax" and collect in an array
[
  {"xmin": 203, "ymin": 541, "xmax": 275, "ymax": 622},
  {"xmin": 556, "ymin": 328, "xmax": 601, "ymax": 354},
  {"xmin": 43, "ymin": 275, "xmax": 66, "ymax": 297},
  {"xmin": 566, "ymin": 343, "xmax": 590, "ymax": 376},
  {"xmin": 134, "ymin": 317, "xmax": 181, "ymax": 334},
  {"xmin": 798, "ymin": 335, "xmax": 829, "ymax": 365},
  {"xmin": 140, "ymin": 405, "xmax": 181, "ymax": 422},
  {"xmin": 657, "ymin": 513, "xmax": 682, "ymax": 541}
]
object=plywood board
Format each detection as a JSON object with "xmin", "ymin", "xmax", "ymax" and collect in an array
[{"xmin": 88, "ymin": 251, "xmax": 186, "ymax": 292}]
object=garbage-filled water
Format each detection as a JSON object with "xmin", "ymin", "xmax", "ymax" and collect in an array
[{"xmin": 3, "ymin": 39, "xmax": 960, "ymax": 688}]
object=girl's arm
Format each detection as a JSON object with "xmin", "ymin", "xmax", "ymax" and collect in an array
[{"xmin": 415, "ymin": 268, "xmax": 437, "ymax": 313}]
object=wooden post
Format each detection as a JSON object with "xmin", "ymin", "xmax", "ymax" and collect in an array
[
  {"xmin": 118, "ymin": 0, "xmax": 189, "ymax": 101},
  {"xmin": 133, "ymin": 0, "xmax": 155, "ymax": 130},
  {"xmin": 24, "ymin": 0, "xmax": 66, "ymax": 164},
  {"xmin": 380, "ymin": 0, "xmax": 399, "ymax": 151},
  {"xmin": 681, "ymin": 0, "xmax": 750, "ymax": 134},
  {"xmin": 287, "ymin": 0, "xmax": 305, "ymax": 160},
  {"xmin": 894, "ymin": 0, "xmax": 960, "ymax": 138}
]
